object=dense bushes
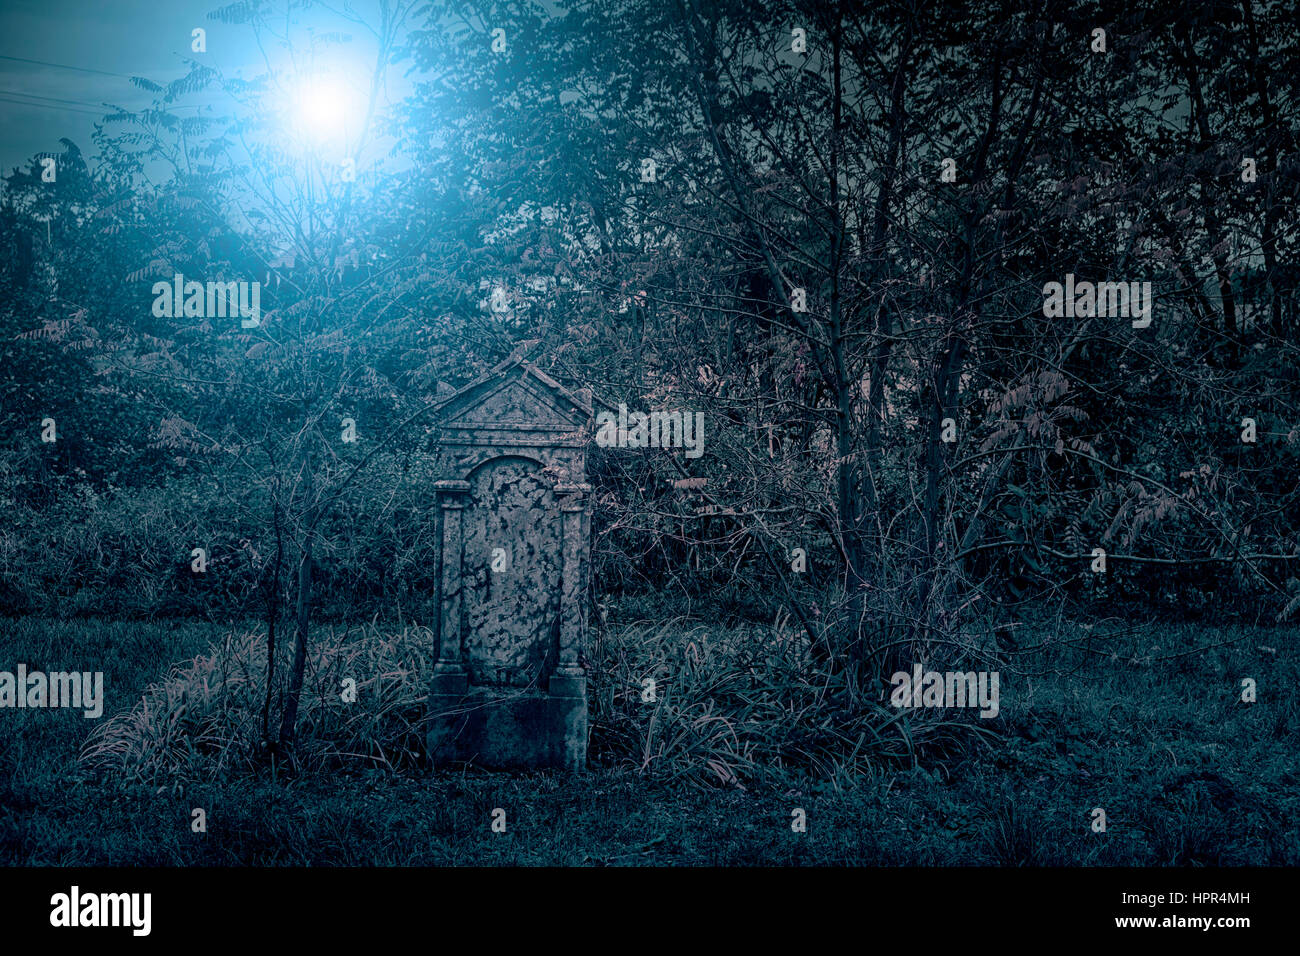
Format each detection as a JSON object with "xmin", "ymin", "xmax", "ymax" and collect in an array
[
  {"xmin": 0, "ymin": 464, "xmax": 445, "ymax": 623},
  {"xmin": 0, "ymin": 476, "xmax": 256, "ymax": 618}
]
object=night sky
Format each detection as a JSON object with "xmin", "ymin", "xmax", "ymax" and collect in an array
[{"xmin": 0, "ymin": 0, "xmax": 336, "ymax": 173}]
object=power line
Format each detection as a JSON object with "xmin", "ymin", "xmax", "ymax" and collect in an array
[
  {"xmin": 0, "ymin": 89, "xmax": 210, "ymax": 119},
  {"xmin": 0, "ymin": 93, "xmax": 106, "ymax": 117},
  {"xmin": 0, "ymin": 88, "xmax": 111, "ymax": 110},
  {"xmin": 0, "ymin": 53, "xmax": 134, "ymax": 80}
]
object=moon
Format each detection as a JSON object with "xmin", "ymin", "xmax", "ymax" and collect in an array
[{"xmin": 291, "ymin": 73, "xmax": 365, "ymax": 145}]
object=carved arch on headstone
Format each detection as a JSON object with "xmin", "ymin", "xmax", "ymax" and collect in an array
[{"xmin": 460, "ymin": 454, "xmax": 562, "ymax": 688}]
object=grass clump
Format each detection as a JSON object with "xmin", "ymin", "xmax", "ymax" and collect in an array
[
  {"xmin": 588, "ymin": 617, "xmax": 994, "ymax": 790},
  {"xmin": 80, "ymin": 622, "xmax": 435, "ymax": 783}
]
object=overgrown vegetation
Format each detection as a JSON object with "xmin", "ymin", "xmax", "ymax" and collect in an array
[
  {"xmin": 81, "ymin": 622, "xmax": 436, "ymax": 782},
  {"xmin": 1, "ymin": 0, "xmax": 1296, "ymax": 863},
  {"xmin": 2, "ymin": 616, "xmax": 1293, "ymax": 865}
]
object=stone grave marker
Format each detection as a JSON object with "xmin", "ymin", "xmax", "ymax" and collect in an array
[{"xmin": 426, "ymin": 358, "xmax": 592, "ymax": 770}]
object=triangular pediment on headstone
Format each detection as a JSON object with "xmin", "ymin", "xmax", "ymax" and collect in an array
[{"xmin": 434, "ymin": 358, "xmax": 591, "ymax": 432}]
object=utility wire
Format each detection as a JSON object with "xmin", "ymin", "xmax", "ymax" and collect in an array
[
  {"xmin": 0, "ymin": 53, "xmax": 135, "ymax": 79},
  {"xmin": 0, "ymin": 93, "xmax": 105, "ymax": 117},
  {"xmin": 0, "ymin": 88, "xmax": 112, "ymax": 110},
  {"xmin": 0, "ymin": 89, "xmax": 206, "ymax": 118}
]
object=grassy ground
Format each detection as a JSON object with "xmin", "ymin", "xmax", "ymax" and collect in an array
[{"xmin": 1, "ymin": 615, "xmax": 1295, "ymax": 865}]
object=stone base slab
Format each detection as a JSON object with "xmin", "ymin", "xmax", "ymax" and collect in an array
[{"xmin": 428, "ymin": 682, "xmax": 587, "ymax": 771}]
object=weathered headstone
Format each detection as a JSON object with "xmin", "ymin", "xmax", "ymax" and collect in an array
[{"xmin": 426, "ymin": 358, "xmax": 592, "ymax": 770}]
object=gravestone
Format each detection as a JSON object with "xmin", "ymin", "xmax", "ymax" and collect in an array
[{"xmin": 426, "ymin": 358, "xmax": 592, "ymax": 770}]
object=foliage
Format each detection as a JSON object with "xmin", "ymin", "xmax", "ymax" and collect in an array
[{"xmin": 80, "ymin": 621, "xmax": 435, "ymax": 783}]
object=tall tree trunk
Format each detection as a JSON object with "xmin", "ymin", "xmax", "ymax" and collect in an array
[
  {"xmin": 279, "ymin": 510, "xmax": 316, "ymax": 749},
  {"xmin": 862, "ymin": 33, "xmax": 909, "ymax": 582},
  {"xmin": 825, "ymin": 9, "xmax": 873, "ymax": 667},
  {"xmin": 1175, "ymin": 26, "xmax": 1238, "ymax": 341},
  {"xmin": 914, "ymin": 45, "xmax": 1010, "ymax": 653},
  {"xmin": 1240, "ymin": 0, "xmax": 1288, "ymax": 339},
  {"xmin": 261, "ymin": 494, "xmax": 283, "ymax": 747}
]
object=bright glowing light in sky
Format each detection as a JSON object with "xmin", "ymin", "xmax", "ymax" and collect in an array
[{"xmin": 289, "ymin": 71, "xmax": 367, "ymax": 147}]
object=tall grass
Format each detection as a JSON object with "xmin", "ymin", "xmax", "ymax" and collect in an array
[
  {"xmin": 79, "ymin": 616, "xmax": 994, "ymax": 788},
  {"xmin": 81, "ymin": 622, "xmax": 435, "ymax": 783},
  {"xmin": 587, "ymin": 617, "xmax": 995, "ymax": 790},
  {"xmin": 5, "ymin": 616, "xmax": 1292, "ymax": 864}
]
